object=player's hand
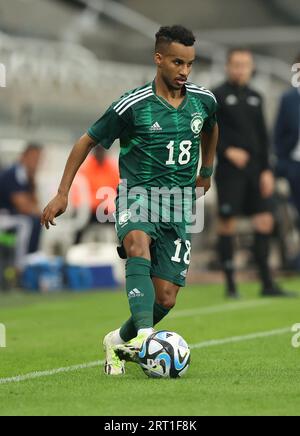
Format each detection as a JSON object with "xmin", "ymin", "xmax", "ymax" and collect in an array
[
  {"xmin": 260, "ymin": 170, "xmax": 275, "ymax": 199},
  {"xmin": 41, "ymin": 193, "xmax": 68, "ymax": 229},
  {"xmin": 225, "ymin": 147, "xmax": 250, "ymax": 169},
  {"xmin": 196, "ymin": 175, "xmax": 211, "ymax": 198}
]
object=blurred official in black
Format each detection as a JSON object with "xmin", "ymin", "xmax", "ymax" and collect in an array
[{"xmin": 214, "ymin": 48, "xmax": 289, "ymax": 298}]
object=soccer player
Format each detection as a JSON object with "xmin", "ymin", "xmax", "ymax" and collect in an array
[{"xmin": 41, "ymin": 25, "xmax": 219, "ymax": 375}]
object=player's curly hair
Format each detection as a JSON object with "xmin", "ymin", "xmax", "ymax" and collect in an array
[{"xmin": 155, "ymin": 25, "xmax": 196, "ymax": 51}]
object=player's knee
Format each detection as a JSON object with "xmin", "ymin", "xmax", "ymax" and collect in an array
[
  {"xmin": 124, "ymin": 232, "xmax": 151, "ymax": 259},
  {"xmin": 126, "ymin": 241, "xmax": 149, "ymax": 259},
  {"xmin": 218, "ymin": 218, "xmax": 236, "ymax": 235},
  {"xmin": 156, "ymin": 289, "xmax": 177, "ymax": 309}
]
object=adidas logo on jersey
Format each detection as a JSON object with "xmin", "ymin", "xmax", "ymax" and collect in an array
[
  {"xmin": 150, "ymin": 122, "xmax": 162, "ymax": 132},
  {"xmin": 128, "ymin": 288, "xmax": 144, "ymax": 299}
]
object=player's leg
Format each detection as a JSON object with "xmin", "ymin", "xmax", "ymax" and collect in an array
[
  {"xmin": 218, "ymin": 217, "xmax": 238, "ymax": 297},
  {"xmin": 252, "ymin": 212, "xmax": 275, "ymax": 293},
  {"xmin": 115, "ymin": 278, "xmax": 180, "ymax": 363},
  {"xmin": 115, "ymin": 224, "xmax": 188, "ymax": 363},
  {"xmin": 152, "ymin": 277, "xmax": 180, "ymax": 325},
  {"xmin": 216, "ymin": 169, "xmax": 248, "ymax": 298},
  {"xmin": 122, "ymin": 230, "xmax": 156, "ymax": 336},
  {"xmin": 250, "ymin": 177, "xmax": 295, "ymax": 297},
  {"xmin": 252, "ymin": 212, "xmax": 294, "ymax": 297},
  {"xmin": 104, "ymin": 229, "xmax": 156, "ymax": 373},
  {"xmin": 110, "ymin": 230, "xmax": 156, "ymax": 363},
  {"xmin": 148, "ymin": 223, "xmax": 188, "ymax": 325},
  {"xmin": 103, "ymin": 184, "xmax": 161, "ymax": 374},
  {"xmin": 118, "ymin": 278, "xmax": 178, "ymax": 344}
]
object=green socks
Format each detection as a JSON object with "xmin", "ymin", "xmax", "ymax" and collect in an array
[
  {"xmin": 125, "ymin": 257, "xmax": 155, "ymax": 332},
  {"xmin": 120, "ymin": 302, "xmax": 171, "ymax": 342},
  {"xmin": 153, "ymin": 303, "xmax": 170, "ymax": 325}
]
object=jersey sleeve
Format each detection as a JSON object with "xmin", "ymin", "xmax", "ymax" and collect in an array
[
  {"xmin": 87, "ymin": 102, "xmax": 133, "ymax": 149},
  {"xmin": 202, "ymin": 94, "xmax": 218, "ymax": 133}
]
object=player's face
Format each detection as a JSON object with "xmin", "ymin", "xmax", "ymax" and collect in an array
[
  {"xmin": 227, "ymin": 52, "xmax": 254, "ymax": 86},
  {"xmin": 155, "ymin": 42, "xmax": 196, "ymax": 90}
]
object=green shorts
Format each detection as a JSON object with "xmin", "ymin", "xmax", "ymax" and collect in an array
[{"xmin": 115, "ymin": 203, "xmax": 191, "ymax": 287}]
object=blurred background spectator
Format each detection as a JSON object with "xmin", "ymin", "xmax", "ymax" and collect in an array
[
  {"xmin": 0, "ymin": 143, "xmax": 42, "ymax": 287},
  {"xmin": 274, "ymin": 53, "xmax": 300, "ymax": 269}
]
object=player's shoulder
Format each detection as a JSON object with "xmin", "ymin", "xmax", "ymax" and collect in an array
[
  {"xmin": 112, "ymin": 82, "xmax": 154, "ymax": 116},
  {"xmin": 186, "ymin": 82, "xmax": 217, "ymax": 106}
]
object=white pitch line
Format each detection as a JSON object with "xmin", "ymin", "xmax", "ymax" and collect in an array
[
  {"xmin": 0, "ymin": 361, "xmax": 103, "ymax": 385},
  {"xmin": 169, "ymin": 300, "xmax": 269, "ymax": 319},
  {"xmin": 0, "ymin": 327, "xmax": 290, "ymax": 386},
  {"xmin": 190, "ymin": 327, "xmax": 291, "ymax": 349}
]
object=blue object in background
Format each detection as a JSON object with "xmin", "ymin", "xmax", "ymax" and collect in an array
[
  {"xmin": 22, "ymin": 257, "xmax": 64, "ymax": 292},
  {"xmin": 66, "ymin": 265, "xmax": 118, "ymax": 291},
  {"xmin": 65, "ymin": 243, "xmax": 122, "ymax": 291},
  {"xmin": 66, "ymin": 266, "xmax": 93, "ymax": 291}
]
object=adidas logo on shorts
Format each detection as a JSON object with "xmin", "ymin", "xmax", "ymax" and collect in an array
[{"xmin": 180, "ymin": 269, "xmax": 188, "ymax": 278}]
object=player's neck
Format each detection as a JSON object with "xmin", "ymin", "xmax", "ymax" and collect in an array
[{"xmin": 154, "ymin": 76, "xmax": 185, "ymax": 104}]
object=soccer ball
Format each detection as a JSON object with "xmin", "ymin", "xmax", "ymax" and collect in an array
[{"xmin": 138, "ymin": 330, "xmax": 191, "ymax": 378}]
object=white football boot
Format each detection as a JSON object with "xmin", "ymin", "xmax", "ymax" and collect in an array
[{"xmin": 103, "ymin": 331, "xmax": 125, "ymax": 375}]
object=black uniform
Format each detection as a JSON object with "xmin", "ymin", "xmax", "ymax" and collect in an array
[{"xmin": 213, "ymin": 81, "xmax": 272, "ymax": 218}]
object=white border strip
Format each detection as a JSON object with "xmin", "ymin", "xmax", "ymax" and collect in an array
[
  {"xmin": 186, "ymin": 86, "xmax": 218, "ymax": 104},
  {"xmin": 0, "ymin": 361, "xmax": 103, "ymax": 385},
  {"xmin": 0, "ymin": 327, "xmax": 290, "ymax": 385},
  {"xmin": 190, "ymin": 327, "xmax": 290, "ymax": 349}
]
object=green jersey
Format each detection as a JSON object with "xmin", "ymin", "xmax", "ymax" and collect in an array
[{"xmin": 87, "ymin": 80, "xmax": 217, "ymax": 192}]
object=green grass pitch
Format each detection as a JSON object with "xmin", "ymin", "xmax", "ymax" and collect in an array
[{"xmin": 0, "ymin": 278, "xmax": 300, "ymax": 416}]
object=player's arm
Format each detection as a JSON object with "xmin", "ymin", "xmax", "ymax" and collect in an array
[
  {"xmin": 197, "ymin": 123, "xmax": 219, "ymax": 194},
  {"xmin": 41, "ymin": 133, "xmax": 96, "ymax": 229}
]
